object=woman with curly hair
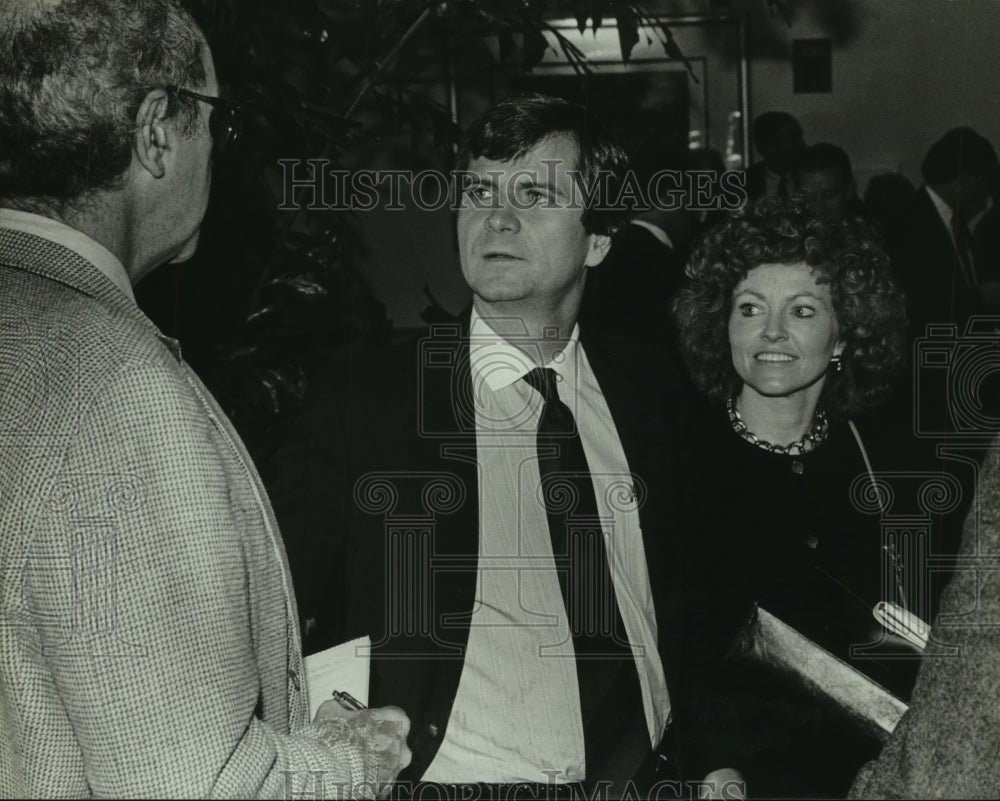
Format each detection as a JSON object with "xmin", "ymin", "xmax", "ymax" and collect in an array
[{"xmin": 672, "ymin": 197, "xmax": 922, "ymax": 799}]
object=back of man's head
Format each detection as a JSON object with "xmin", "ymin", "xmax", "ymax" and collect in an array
[
  {"xmin": 0, "ymin": 0, "xmax": 206, "ymax": 213},
  {"xmin": 794, "ymin": 142, "xmax": 854, "ymax": 186},
  {"xmin": 752, "ymin": 112, "xmax": 803, "ymax": 159},
  {"xmin": 455, "ymin": 91, "xmax": 629, "ymax": 236},
  {"xmin": 921, "ymin": 127, "xmax": 998, "ymax": 185}
]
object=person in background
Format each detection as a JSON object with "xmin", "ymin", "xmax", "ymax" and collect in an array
[
  {"xmin": 0, "ymin": 1, "xmax": 409, "ymax": 796},
  {"xmin": 863, "ymin": 172, "xmax": 917, "ymax": 238},
  {"xmin": 672, "ymin": 197, "xmax": 920, "ymax": 799},
  {"xmin": 790, "ymin": 142, "xmax": 870, "ymax": 222},
  {"xmin": 888, "ymin": 127, "xmax": 997, "ymax": 341},
  {"xmin": 580, "ymin": 144, "xmax": 697, "ymax": 353},
  {"xmin": 971, "ymin": 167, "xmax": 1000, "ymax": 311},
  {"xmin": 744, "ymin": 112, "xmax": 806, "ymax": 201}
]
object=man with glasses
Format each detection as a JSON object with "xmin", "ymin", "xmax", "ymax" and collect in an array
[{"xmin": 0, "ymin": 0, "xmax": 409, "ymax": 796}]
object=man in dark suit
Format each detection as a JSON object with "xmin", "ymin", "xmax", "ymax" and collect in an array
[
  {"xmin": 788, "ymin": 142, "xmax": 870, "ymax": 222},
  {"xmin": 580, "ymin": 146, "xmax": 695, "ymax": 352},
  {"xmin": 880, "ymin": 128, "xmax": 997, "ymax": 442},
  {"xmin": 890, "ymin": 127, "xmax": 997, "ymax": 342},
  {"xmin": 744, "ymin": 111, "xmax": 805, "ymax": 201},
  {"xmin": 272, "ymin": 93, "xmax": 691, "ymax": 797}
]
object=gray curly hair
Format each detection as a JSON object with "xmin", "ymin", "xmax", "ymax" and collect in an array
[{"xmin": 0, "ymin": 0, "xmax": 206, "ymax": 211}]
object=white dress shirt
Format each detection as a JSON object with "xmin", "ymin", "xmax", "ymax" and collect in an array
[{"xmin": 422, "ymin": 309, "xmax": 670, "ymax": 784}]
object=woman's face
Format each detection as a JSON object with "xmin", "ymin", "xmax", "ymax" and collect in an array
[{"xmin": 728, "ymin": 261, "xmax": 844, "ymax": 405}]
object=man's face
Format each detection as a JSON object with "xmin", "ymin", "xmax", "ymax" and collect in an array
[
  {"xmin": 165, "ymin": 45, "xmax": 217, "ymax": 264},
  {"xmin": 796, "ymin": 167, "xmax": 853, "ymax": 220},
  {"xmin": 456, "ymin": 133, "xmax": 609, "ymax": 318}
]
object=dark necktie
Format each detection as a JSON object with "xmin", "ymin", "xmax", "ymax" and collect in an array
[
  {"xmin": 522, "ymin": 367, "xmax": 648, "ymax": 787},
  {"xmin": 954, "ymin": 217, "xmax": 978, "ymax": 289}
]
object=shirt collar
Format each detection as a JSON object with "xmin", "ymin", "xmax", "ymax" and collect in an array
[
  {"xmin": 0, "ymin": 208, "xmax": 135, "ymax": 302},
  {"xmin": 631, "ymin": 219, "xmax": 674, "ymax": 250},
  {"xmin": 925, "ymin": 185, "xmax": 955, "ymax": 235},
  {"xmin": 468, "ymin": 305, "xmax": 580, "ymax": 393}
]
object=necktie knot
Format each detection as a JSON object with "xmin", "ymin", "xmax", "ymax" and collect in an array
[{"xmin": 522, "ymin": 366, "xmax": 558, "ymax": 402}]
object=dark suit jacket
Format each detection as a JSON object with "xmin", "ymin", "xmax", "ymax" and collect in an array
[
  {"xmin": 580, "ymin": 222, "xmax": 686, "ymax": 352},
  {"xmin": 744, "ymin": 161, "xmax": 788, "ymax": 201},
  {"xmin": 271, "ymin": 312, "xmax": 691, "ymax": 782},
  {"xmin": 888, "ymin": 186, "xmax": 982, "ymax": 340}
]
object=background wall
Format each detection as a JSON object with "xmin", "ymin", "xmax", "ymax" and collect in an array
[
  {"xmin": 355, "ymin": 0, "xmax": 1000, "ymax": 330},
  {"xmin": 737, "ymin": 0, "xmax": 1000, "ymax": 186}
]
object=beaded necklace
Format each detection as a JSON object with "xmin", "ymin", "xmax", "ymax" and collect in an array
[{"xmin": 727, "ymin": 396, "xmax": 830, "ymax": 456}]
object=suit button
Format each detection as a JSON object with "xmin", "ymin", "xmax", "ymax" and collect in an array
[
  {"xmin": 791, "ymin": 460, "xmax": 805, "ymax": 475},
  {"xmin": 805, "ymin": 534, "xmax": 819, "ymax": 549},
  {"xmin": 425, "ymin": 723, "xmax": 439, "ymax": 738}
]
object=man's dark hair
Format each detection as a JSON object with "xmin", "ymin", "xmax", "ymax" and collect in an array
[
  {"xmin": 752, "ymin": 111, "xmax": 803, "ymax": 151},
  {"xmin": 921, "ymin": 127, "xmax": 998, "ymax": 185},
  {"xmin": 0, "ymin": 0, "xmax": 206, "ymax": 210},
  {"xmin": 454, "ymin": 91, "xmax": 630, "ymax": 236},
  {"xmin": 794, "ymin": 142, "xmax": 855, "ymax": 185}
]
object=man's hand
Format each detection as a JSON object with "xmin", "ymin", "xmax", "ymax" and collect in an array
[
  {"xmin": 314, "ymin": 701, "xmax": 412, "ymax": 793},
  {"xmin": 699, "ymin": 767, "xmax": 746, "ymax": 800}
]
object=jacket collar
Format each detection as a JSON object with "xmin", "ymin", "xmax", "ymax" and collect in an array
[{"xmin": 0, "ymin": 222, "xmax": 184, "ymax": 360}]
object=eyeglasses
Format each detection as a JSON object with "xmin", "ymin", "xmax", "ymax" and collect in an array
[{"xmin": 174, "ymin": 87, "xmax": 246, "ymax": 157}]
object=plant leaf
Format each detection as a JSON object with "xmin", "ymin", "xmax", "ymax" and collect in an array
[{"xmin": 613, "ymin": 3, "xmax": 639, "ymax": 63}]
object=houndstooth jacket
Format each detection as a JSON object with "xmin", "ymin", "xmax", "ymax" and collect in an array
[{"xmin": 0, "ymin": 221, "xmax": 368, "ymax": 798}]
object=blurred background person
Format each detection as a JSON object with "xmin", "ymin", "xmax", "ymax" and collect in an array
[
  {"xmin": 744, "ymin": 112, "xmax": 806, "ymax": 201},
  {"xmin": 672, "ymin": 198, "xmax": 919, "ymax": 799},
  {"xmin": 581, "ymin": 144, "xmax": 698, "ymax": 353},
  {"xmin": 971, "ymin": 167, "xmax": 1000, "ymax": 311},
  {"xmin": 888, "ymin": 127, "xmax": 997, "ymax": 341},
  {"xmin": 790, "ymin": 142, "xmax": 870, "ymax": 222},
  {"xmin": 863, "ymin": 172, "xmax": 918, "ymax": 239}
]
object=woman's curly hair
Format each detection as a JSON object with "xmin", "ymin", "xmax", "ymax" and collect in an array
[{"xmin": 673, "ymin": 196, "xmax": 907, "ymax": 418}]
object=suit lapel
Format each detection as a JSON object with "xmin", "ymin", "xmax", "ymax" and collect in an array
[
  {"xmin": 416, "ymin": 314, "xmax": 481, "ymax": 640},
  {"xmin": 580, "ymin": 326, "xmax": 684, "ymax": 682}
]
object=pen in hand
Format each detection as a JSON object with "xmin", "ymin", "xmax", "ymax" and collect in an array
[{"xmin": 332, "ymin": 690, "xmax": 367, "ymax": 711}]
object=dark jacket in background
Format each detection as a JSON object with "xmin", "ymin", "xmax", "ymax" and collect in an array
[{"xmin": 580, "ymin": 222, "xmax": 687, "ymax": 352}]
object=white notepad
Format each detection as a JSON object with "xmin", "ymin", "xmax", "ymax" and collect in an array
[{"xmin": 303, "ymin": 634, "xmax": 371, "ymax": 718}]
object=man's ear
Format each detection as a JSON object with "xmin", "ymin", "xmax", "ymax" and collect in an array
[
  {"xmin": 133, "ymin": 89, "xmax": 172, "ymax": 180},
  {"xmin": 584, "ymin": 232, "xmax": 613, "ymax": 267}
]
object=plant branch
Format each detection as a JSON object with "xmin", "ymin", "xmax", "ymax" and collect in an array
[{"xmin": 344, "ymin": 2, "xmax": 436, "ymax": 119}]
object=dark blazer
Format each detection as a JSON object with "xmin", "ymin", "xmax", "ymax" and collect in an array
[
  {"xmin": 271, "ymin": 312, "xmax": 691, "ymax": 782},
  {"xmin": 580, "ymin": 222, "xmax": 687, "ymax": 352},
  {"xmin": 888, "ymin": 186, "xmax": 981, "ymax": 340}
]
